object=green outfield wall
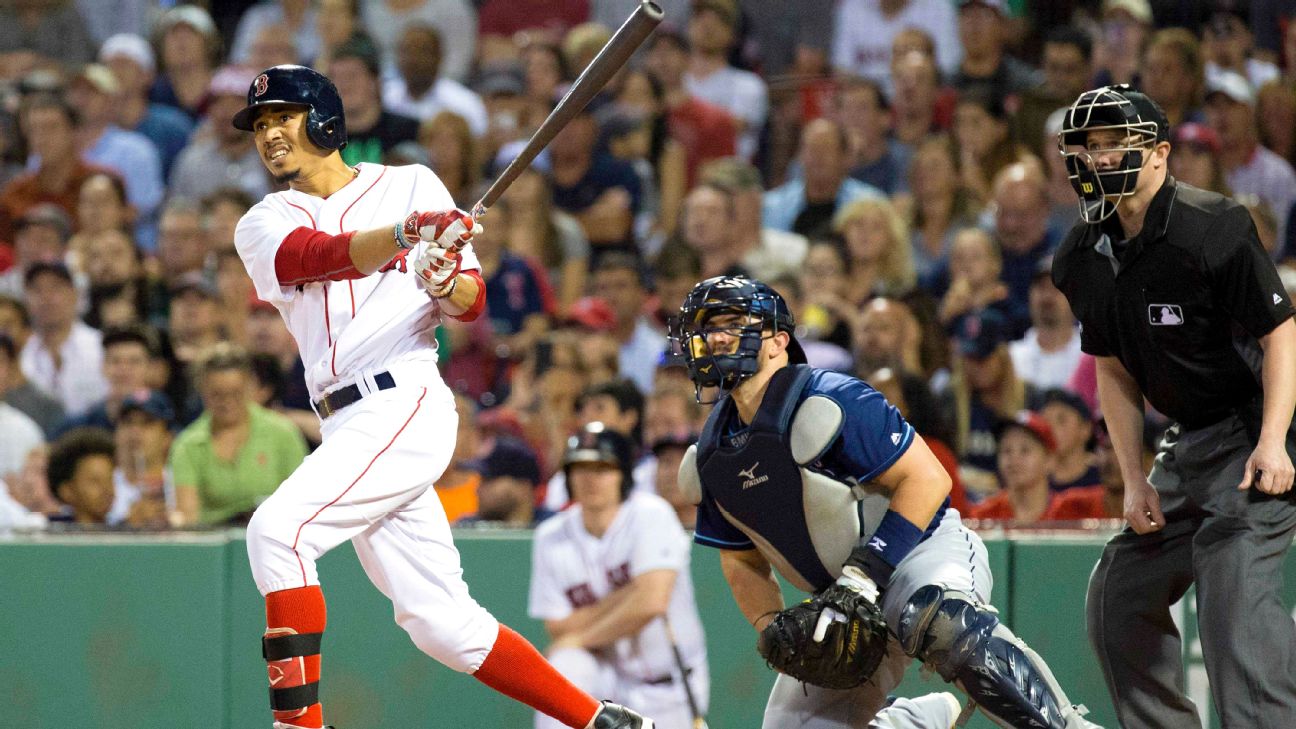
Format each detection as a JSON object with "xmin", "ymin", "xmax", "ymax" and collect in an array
[{"xmin": 3, "ymin": 530, "xmax": 1293, "ymax": 728}]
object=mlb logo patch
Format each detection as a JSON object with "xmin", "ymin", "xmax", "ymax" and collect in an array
[{"xmin": 1148, "ymin": 304, "xmax": 1184, "ymax": 326}]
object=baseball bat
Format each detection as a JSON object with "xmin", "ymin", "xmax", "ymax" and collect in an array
[
  {"xmin": 662, "ymin": 615, "xmax": 708, "ymax": 729},
  {"xmin": 471, "ymin": 0, "xmax": 664, "ymax": 219}
]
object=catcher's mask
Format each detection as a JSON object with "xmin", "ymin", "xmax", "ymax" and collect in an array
[
  {"xmin": 1057, "ymin": 85, "xmax": 1167, "ymax": 223},
  {"xmin": 669, "ymin": 275, "xmax": 806, "ymax": 403},
  {"xmin": 562, "ymin": 422, "xmax": 636, "ymax": 500}
]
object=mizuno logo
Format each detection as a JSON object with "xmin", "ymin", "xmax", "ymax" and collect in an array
[
  {"xmin": 739, "ymin": 462, "xmax": 769, "ymax": 489},
  {"xmin": 867, "ymin": 536, "xmax": 887, "ymax": 551}
]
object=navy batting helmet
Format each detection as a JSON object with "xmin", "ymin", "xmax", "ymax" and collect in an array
[
  {"xmin": 231, "ymin": 65, "xmax": 347, "ymax": 151},
  {"xmin": 562, "ymin": 422, "xmax": 636, "ymax": 500},
  {"xmin": 669, "ymin": 275, "xmax": 806, "ymax": 399}
]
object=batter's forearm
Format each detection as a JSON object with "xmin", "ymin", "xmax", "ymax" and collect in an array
[
  {"xmin": 1095, "ymin": 356, "xmax": 1148, "ymax": 484},
  {"xmin": 1258, "ymin": 318, "xmax": 1296, "ymax": 446},
  {"xmin": 348, "ymin": 226, "xmax": 406, "ymax": 274},
  {"xmin": 721, "ymin": 551, "xmax": 783, "ymax": 632}
]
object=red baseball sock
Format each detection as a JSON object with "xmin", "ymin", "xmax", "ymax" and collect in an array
[
  {"xmin": 473, "ymin": 624, "xmax": 602, "ymax": 728},
  {"xmin": 265, "ymin": 586, "xmax": 328, "ymax": 729}
]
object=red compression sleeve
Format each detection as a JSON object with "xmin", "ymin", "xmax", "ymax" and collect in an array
[
  {"xmin": 275, "ymin": 227, "xmax": 364, "ymax": 286},
  {"xmin": 446, "ymin": 269, "xmax": 487, "ymax": 322}
]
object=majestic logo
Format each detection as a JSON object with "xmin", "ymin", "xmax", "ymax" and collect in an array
[
  {"xmin": 739, "ymin": 462, "xmax": 769, "ymax": 489},
  {"xmin": 1148, "ymin": 304, "xmax": 1184, "ymax": 326},
  {"xmin": 254, "ymin": 73, "xmax": 270, "ymax": 97},
  {"xmin": 891, "ymin": 432, "xmax": 901, "ymax": 445},
  {"xmin": 1276, "ymin": 293, "xmax": 1285, "ymax": 305}
]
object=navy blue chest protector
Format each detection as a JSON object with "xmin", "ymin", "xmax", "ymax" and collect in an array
[{"xmin": 696, "ymin": 365, "xmax": 843, "ymax": 590}]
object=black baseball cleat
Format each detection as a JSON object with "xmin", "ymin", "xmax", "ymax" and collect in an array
[{"xmin": 586, "ymin": 700, "xmax": 655, "ymax": 729}]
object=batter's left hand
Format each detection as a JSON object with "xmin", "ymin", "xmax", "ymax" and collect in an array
[
  {"xmin": 414, "ymin": 246, "xmax": 461, "ymax": 298},
  {"xmin": 1238, "ymin": 439, "xmax": 1294, "ymax": 494}
]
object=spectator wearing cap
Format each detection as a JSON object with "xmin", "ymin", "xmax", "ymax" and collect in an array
[
  {"xmin": 458, "ymin": 437, "xmax": 556, "ymax": 527},
  {"xmin": 1014, "ymin": 26, "xmax": 1094, "ymax": 156},
  {"xmin": 549, "ymin": 104, "xmax": 643, "ymax": 250},
  {"xmin": 98, "ymin": 34, "xmax": 196, "ymax": 183},
  {"xmin": 382, "ymin": 23, "xmax": 487, "ymax": 135},
  {"xmin": 0, "ymin": 300, "xmax": 64, "ymax": 435},
  {"xmin": 0, "ymin": 0, "xmax": 94, "ymax": 70},
  {"xmin": 1140, "ymin": 28, "xmax": 1206, "ymax": 130},
  {"xmin": 684, "ymin": 0, "xmax": 768, "ymax": 162},
  {"xmin": 951, "ymin": 307, "xmax": 1032, "ymax": 500},
  {"xmin": 20, "ymin": 263, "xmax": 109, "ymax": 417},
  {"xmin": 53, "ymin": 325, "xmax": 160, "ymax": 436},
  {"xmin": 168, "ymin": 272, "xmax": 226, "ymax": 365},
  {"xmin": 1094, "ymin": 0, "xmax": 1153, "ymax": 88},
  {"xmin": 763, "ymin": 118, "xmax": 883, "ymax": 239},
  {"xmin": 831, "ymin": 0, "xmax": 959, "ymax": 94},
  {"xmin": 0, "ymin": 204, "xmax": 79, "ymax": 301},
  {"xmin": 1039, "ymin": 388, "xmax": 1099, "ymax": 493},
  {"xmin": 169, "ymin": 66, "xmax": 273, "ymax": 202},
  {"xmin": 0, "ymin": 94, "xmax": 118, "ymax": 246},
  {"xmin": 321, "ymin": 39, "xmax": 418, "ymax": 166},
  {"xmin": 968, "ymin": 410, "xmax": 1057, "ymax": 523},
  {"xmin": 231, "ymin": 0, "xmax": 320, "ymax": 67},
  {"xmin": 67, "ymin": 64, "xmax": 164, "ymax": 251},
  {"xmin": 953, "ymin": 0, "xmax": 1039, "ymax": 98},
  {"xmin": 1205, "ymin": 69, "xmax": 1296, "ymax": 248},
  {"xmin": 592, "ymin": 253, "xmax": 662, "ymax": 395},
  {"xmin": 1010, "ymin": 257, "xmax": 1082, "ymax": 392},
  {"xmin": 170, "ymin": 343, "xmax": 307, "ymax": 526},
  {"xmin": 643, "ymin": 29, "xmax": 738, "ymax": 188},
  {"xmin": 1204, "ymin": 5, "xmax": 1281, "ymax": 91},
  {"xmin": 105, "ymin": 388, "xmax": 177, "ymax": 528},
  {"xmin": 1169, "ymin": 122, "xmax": 1230, "ymax": 195},
  {"xmin": 46, "ymin": 427, "xmax": 117, "ymax": 526},
  {"xmin": 0, "ymin": 334, "xmax": 43, "ymax": 486},
  {"xmin": 150, "ymin": 5, "xmax": 222, "ymax": 121},
  {"xmin": 698, "ymin": 157, "xmax": 809, "ymax": 282}
]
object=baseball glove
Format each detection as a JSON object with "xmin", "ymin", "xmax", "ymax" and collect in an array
[{"xmin": 756, "ymin": 584, "xmax": 890, "ymax": 690}]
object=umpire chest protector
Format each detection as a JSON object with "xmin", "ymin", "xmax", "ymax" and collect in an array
[{"xmin": 684, "ymin": 365, "xmax": 892, "ymax": 593}]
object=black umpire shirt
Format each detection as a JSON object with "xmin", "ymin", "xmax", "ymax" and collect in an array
[{"xmin": 1052, "ymin": 176, "xmax": 1295, "ymax": 430}]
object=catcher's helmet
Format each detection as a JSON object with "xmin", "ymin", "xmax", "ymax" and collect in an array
[
  {"xmin": 231, "ymin": 65, "xmax": 347, "ymax": 151},
  {"xmin": 1057, "ymin": 84, "xmax": 1168, "ymax": 223},
  {"xmin": 669, "ymin": 275, "xmax": 806, "ymax": 400},
  {"xmin": 562, "ymin": 422, "xmax": 636, "ymax": 500}
]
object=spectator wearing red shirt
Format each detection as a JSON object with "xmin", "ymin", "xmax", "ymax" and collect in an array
[
  {"xmin": 1046, "ymin": 423, "xmax": 1124, "ymax": 521},
  {"xmin": 969, "ymin": 410, "xmax": 1057, "ymax": 523},
  {"xmin": 644, "ymin": 27, "xmax": 738, "ymax": 187}
]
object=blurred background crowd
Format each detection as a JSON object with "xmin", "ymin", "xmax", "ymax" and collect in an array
[{"xmin": 1, "ymin": 0, "xmax": 1295, "ymax": 534}]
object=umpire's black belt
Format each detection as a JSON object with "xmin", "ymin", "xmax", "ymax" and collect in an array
[
  {"xmin": 314, "ymin": 371, "xmax": 396, "ymax": 419},
  {"xmin": 644, "ymin": 667, "xmax": 693, "ymax": 686}
]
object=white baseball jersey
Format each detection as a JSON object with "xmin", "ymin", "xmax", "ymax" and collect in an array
[
  {"xmin": 234, "ymin": 162, "xmax": 480, "ymax": 401},
  {"xmin": 528, "ymin": 491, "xmax": 707, "ymax": 681}
]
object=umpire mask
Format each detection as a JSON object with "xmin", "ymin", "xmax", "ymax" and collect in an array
[{"xmin": 1058, "ymin": 85, "xmax": 1167, "ymax": 223}]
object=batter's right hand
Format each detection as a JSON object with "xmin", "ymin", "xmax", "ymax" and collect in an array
[
  {"xmin": 397, "ymin": 209, "xmax": 482, "ymax": 250},
  {"xmin": 1124, "ymin": 478, "xmax": 1164, "ymax": 534}
]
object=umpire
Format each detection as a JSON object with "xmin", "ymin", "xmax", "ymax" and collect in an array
[{"xmin": 1053, "ymin": 84, "xmax": 1296, "ymax": 728}]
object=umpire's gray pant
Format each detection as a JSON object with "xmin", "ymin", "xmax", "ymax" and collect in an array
[{"xmin": 1086, "ymin": 414, "xmax": 1296, "ymax": 728}]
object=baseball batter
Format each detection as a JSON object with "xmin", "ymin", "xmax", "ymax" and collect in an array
[
  {"xmin": 530, "ymin": 423, "xmax": 709, "ymax": 729},
  {"xmin": 669, "ymin": 275, "xmax": 1102, "ymax": 729},
  {"xmin": 231, "ymin": 64, "xmax": 651, "ymax": 729}
]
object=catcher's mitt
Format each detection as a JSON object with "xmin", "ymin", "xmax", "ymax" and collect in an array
[{"xmin": 756, "ymin": 584, "xmax": 889, "ymax": 690}]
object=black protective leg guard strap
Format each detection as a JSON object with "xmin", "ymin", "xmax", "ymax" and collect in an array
[
  {"xmin": 263, "ymin": 631, "xmax": 323, "ymax": 661},
  {"xmin": 269, "ymin": 681, "xmax": 320, "ymax": 711}
]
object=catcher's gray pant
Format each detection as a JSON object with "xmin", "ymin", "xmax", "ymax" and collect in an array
[
  {"xmin": 762, "ymin": 509, "xmax": 987, "ymax": 729},
  {"xmin": 1086, "ymin": 414, "xmax": 1296, "ymax": 729}
]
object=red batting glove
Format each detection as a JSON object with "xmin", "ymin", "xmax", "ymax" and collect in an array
[{"xmin": 395, "ymin": 209, "xmax": 481, "ymax": 250}]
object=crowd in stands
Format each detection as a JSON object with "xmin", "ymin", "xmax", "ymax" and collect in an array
[{"xmin": 3, "ymin": 0, "xmax": 1296, "ymax": 533}]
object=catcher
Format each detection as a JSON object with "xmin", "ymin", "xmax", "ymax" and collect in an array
[{"xmin": 669, "ymin": 276, "xmax": 1102, "ymax": 729}]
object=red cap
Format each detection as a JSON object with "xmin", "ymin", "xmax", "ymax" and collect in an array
[
  {"xmin": 996, "ymin": 410, "xmax": 1057, "ymax": 453},
  {"xmin": 563, "ymin": 296, "xmax": 617, "ymax": 332},
  {"xmin": 1172, "ymin": 122, "xmax": 1222, "ymax": 155}
]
